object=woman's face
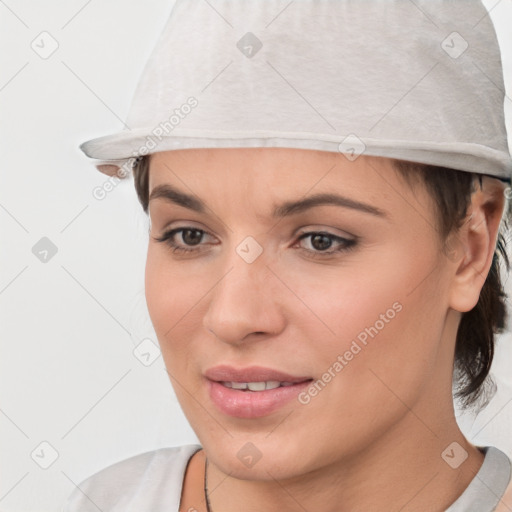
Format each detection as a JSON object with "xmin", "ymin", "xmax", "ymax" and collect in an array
[{"xmin": 145, "ymin": 147, "xmax": 458, "ymax": 479}]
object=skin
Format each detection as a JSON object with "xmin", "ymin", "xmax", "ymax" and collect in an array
[{"xmin": 144, "ymin": 147, "xmax": 506, "ymax": 512}]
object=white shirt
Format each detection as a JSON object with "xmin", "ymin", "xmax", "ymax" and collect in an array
[{"xmin": 62, "ymin": 444, "xmax": 511, "ymax": 511}]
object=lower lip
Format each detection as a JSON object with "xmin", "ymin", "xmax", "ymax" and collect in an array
[{"xmin": 207, "ymin": 379, "xmax": 311, "ymax": 418}]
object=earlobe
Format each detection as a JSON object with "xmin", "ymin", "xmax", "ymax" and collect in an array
[{"xmin": 448, "ymin": 179, "xmax": 506, "ymax": 313}]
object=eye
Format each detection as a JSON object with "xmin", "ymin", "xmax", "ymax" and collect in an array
[
  {"xmin": 154, "ymin": 227, "xmax": 357, "ymax": 258},
  {"xmin": 295, "ymin": 231, "xmax": 357, "ymax": 257},
  {"xmin": 154, "ymin": 227, "xmax": 215, "ymax": 254}
]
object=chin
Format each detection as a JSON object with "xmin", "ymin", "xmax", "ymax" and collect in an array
[{"xmin": 196, "ymin": 429, "xmax": 317, "ymax": 481}]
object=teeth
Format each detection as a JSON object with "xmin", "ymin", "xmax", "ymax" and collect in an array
[
  {"xmin": 222, "ymin": 380, "xmax": 286, "ymax": 391},
  {"xmin": 247, "ymin": 382, "xmax": 266, "ymax": 391}
]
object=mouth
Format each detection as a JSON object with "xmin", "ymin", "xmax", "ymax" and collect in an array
[
  {"xmin": 205, "ymin": 365, "xmax": 313, "ymax": 418},
  {"xmin": 219, "ymin": 380, "xmax": 300, "ymax": 391}
]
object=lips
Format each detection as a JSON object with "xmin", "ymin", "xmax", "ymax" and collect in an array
[
  {"xmin": 205, "ymin": 365, "xmax": 313, "ymax": 418},
  {"xmin": 205, "ymin": 365, "xmax": 311, "ymax": 383}
]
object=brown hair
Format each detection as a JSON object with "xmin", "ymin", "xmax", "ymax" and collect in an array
[
  {"xmin": 132, "ymin": 154, "xmax": 511, "ymax": 408},
  {"xmin": 393, "ymin": 160, "xmax": 510, "ymax": 408}
]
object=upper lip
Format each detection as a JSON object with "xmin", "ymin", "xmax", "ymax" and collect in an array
[{"xmin": 205, "ymin": 365, "xmax": 312, "ymax": 383}]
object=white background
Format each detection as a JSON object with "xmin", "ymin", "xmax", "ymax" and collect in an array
[{"xmin": 1, "ymin": 1, "xmax": 511, "ymax": 511}]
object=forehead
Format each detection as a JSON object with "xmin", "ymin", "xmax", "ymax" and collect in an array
[
  {"xmin": 148, "ymin": 147, "xmax": 398, "ymax": 192},
  {"xmin": 145, "ymin": 148, "xmax": 435, "ymax": 231}
]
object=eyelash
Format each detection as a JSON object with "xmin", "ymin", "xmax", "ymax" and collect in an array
[{"xmin": 154, "ymin": 227, "xmax": 357, "ymax": 258}]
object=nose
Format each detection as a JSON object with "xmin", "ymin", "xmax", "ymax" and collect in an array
[{"xmin": 202, "ymin": 257, "xmax": 286, "ymax": 346}]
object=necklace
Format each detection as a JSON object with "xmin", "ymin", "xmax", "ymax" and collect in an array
[{"xmin": 204, "ymin": 457, "xmax": 212, "ymax": 512}]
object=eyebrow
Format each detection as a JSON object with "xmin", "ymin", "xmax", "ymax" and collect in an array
[{"xmin": 148, "ymin": 184, "xmax": 387, "ymax": 218}]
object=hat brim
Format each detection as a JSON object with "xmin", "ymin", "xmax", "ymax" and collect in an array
[{"xmin": 81, "ymin": 127, "xmax": 512, "ymax": 180}]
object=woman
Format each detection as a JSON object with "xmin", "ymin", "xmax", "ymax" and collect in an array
[{"xmin": 64, "ymin": 0, "xmax": 512, "ymax": 510}]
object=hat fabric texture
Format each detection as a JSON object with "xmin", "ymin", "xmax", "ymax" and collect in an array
[{"xmin": 80, "ymin": 0, "xmax": 512, "ymax": 180}]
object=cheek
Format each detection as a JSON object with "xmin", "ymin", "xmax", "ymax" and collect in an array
[
  {"xmin": 144, "ymin": 252, "xmax": 203, "ymax": 407},
  {"xmin": 287, "ymin": 248, "xmax": 446, "ymax": 402},
  {"xmin": 144, "ymin": 247, "xmax": 218, "ymax": 375},
  {"xmin": 145, "ymin": 249, "xmax": 194, "ymax": 350},
  {"xmin": 145, "ymin": 246, "xmax": 203, "ymax": 325},
  {"xmin": 145, "ymin": 249, "xmax": 173, "ymax": 336}
]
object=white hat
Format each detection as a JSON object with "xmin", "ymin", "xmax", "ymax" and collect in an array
[{"xmin": 80, "ymin": 0, "xmax": 512, "ymax": 181}]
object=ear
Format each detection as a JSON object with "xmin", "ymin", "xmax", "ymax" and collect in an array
[{"xmin": 448, "ymin": 177, "xmax": 507, "ymax": 313}]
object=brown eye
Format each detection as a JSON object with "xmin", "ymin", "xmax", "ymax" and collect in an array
[
  {"xmin": 309, "ymin": 233, "xmax": 333, "ymax": 251},
  {"xmin": 181, "ymin": 229, "xmax": 203, "ymax": 246},
  {"xmin": 154, "ymin": 227, "xmax": 215, "ymax": 254},
  {"xmin": 296, "ymin": 231, "xmax": 357, "ymax": 257}
]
